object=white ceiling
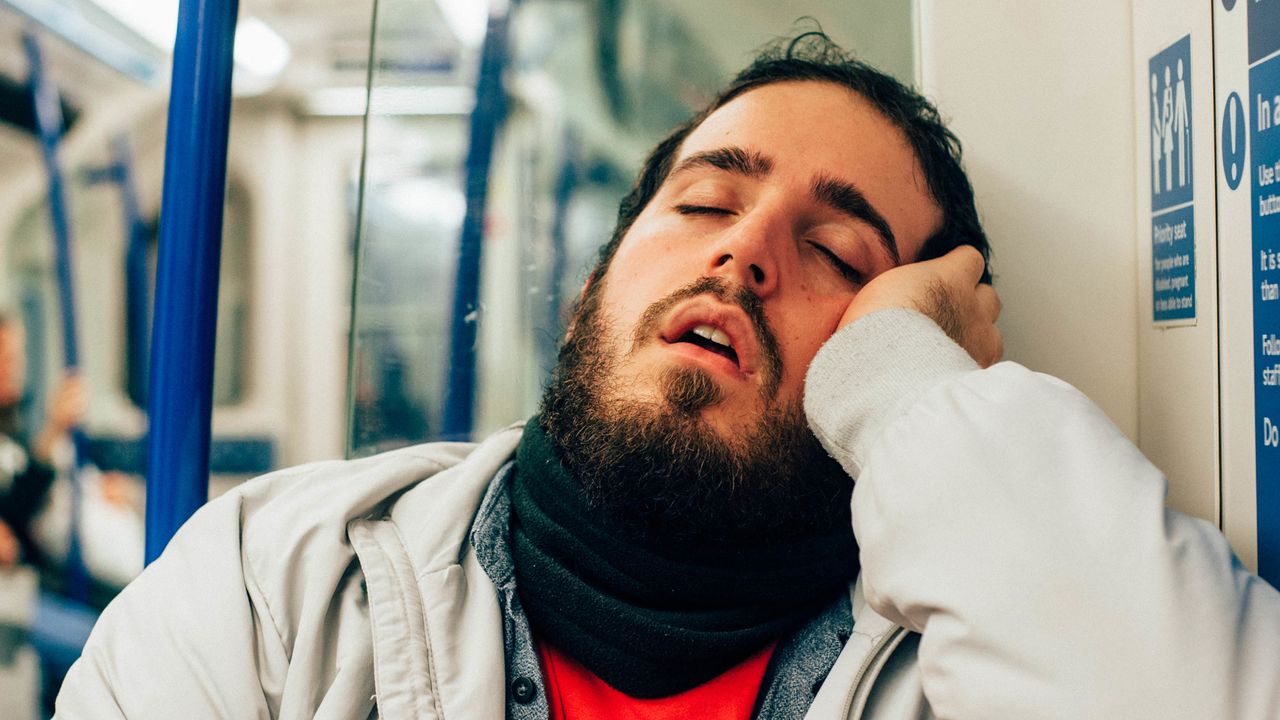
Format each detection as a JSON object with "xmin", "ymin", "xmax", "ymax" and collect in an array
[
  {"xmin": 0, "ymin": 0, "xmax": 914, "ymax": 109},
  {"xmin": 0, "ymin": 0, "xmax": 915, "ymax": 175}
]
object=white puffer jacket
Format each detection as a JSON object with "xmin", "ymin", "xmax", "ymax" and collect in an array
[{"xmin": 56, "ymin": 309, "xmax": 1280, "ymax": 719}]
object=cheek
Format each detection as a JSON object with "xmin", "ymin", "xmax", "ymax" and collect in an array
[
  {"xmin": 770, "ymin": 294, "xmax": 851, "ymax": 385},
  {"xmin": 609, "ymin": 233, "xmax": 687, "ymax": 285},
  {"xmin": 595, "ymin": 278, "xmax": 661, "ymax": 355},
  {"xmin": 599, "ymin": 234, "xmax": 702, "ymax": 327}
]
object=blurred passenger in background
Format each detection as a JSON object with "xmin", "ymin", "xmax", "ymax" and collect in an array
[
  {"xmin": 0, "ymin": 309, "xmax": 102, "ymax": 713},
  {"xmin": 0, "ymin": 310, "xmax": 142, "ymax": 602},
  {"xmin": 0, "ymin": 311, "xmax": 86, "ymax": 572}
]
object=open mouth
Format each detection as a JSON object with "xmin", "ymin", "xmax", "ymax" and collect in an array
[
  {"xmin": 652, "ymin": 297, "xmax": 759, "ymax": 378},
  {"xmin": 673, "ymin": 324, "xmax": 739, "ymax": 367}
]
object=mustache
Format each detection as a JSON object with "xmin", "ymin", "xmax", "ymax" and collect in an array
[{"xmin": 631, "ymin": 277, "xmax": 783, "ymax": 397}]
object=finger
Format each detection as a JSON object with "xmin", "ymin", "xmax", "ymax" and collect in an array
[
  {"xmin": 989, "ymin": 328, "xmax": 1004, "ymax": 366},
  {"xmin": 971, "ymin": 327, "xmax": 1002, "ymax": 368},
  {"xmin": 941, "ymin": 245, "xmax": 986, "ymax": 285}
]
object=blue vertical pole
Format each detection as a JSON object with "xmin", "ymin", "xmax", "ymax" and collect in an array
[
  {"xmin": 144, "ymin": 0, "xmax": 239, "ymax": 564},
  {"xmin": 24, "ymin": 32, "xmax": 90, "ymax": 601},
  {"xmin": 441, "ymin": 7, "xmax": 510, "ymax": 440}
]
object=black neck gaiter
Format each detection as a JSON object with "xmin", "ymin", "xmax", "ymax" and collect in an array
[{"xmin": 510, "ymin": 418, "xmax": 859, "ymax": 698}]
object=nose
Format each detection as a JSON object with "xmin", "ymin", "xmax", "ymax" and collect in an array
[{"xmin": 706, "ymin": 215, "xmax": 780, "ymax": 297}]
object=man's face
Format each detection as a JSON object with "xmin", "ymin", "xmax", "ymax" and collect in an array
[
  {"xmin": 539, "ymin": 81, "xmax": 944, "ymax": 543},
  {"xmin": 0, "ymin": 324, "xmax": 26, "ymax": 407},
  {"xmin": 594, "ymin": 80, "xmax": 942, "ymax": 440}
]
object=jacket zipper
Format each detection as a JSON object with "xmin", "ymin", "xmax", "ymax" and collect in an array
[{"xmin": 841, "ymin": 626, "xmax": 907, "ymax": 719}]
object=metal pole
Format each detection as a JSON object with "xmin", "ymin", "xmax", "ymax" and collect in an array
[
  {"xmin": 441, "ymin": 7, "xmax": 510, "ymax": 440},
  {"xmin": 24, "ymin": 31, "xmax": 91, "ymax": 602},
  {"xmin": 144, "ymin": 0, "xmax": 239, "ymax": 564}
]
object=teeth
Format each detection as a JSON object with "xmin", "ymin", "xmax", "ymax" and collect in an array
[{"xmin": 692, "ymin": 324, "xmax": 733, "ymax": 349}]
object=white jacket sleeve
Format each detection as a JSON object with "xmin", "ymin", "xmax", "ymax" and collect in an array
[
  {"xmin": 805, "ymin": 308, "xmax": 1280, "ymax": 720},
  {"xmin": 54, "ymin": 487, "xmax": 280, "ymax": 719}
]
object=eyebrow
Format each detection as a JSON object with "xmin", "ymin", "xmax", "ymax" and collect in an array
[
  {"xmin": 671, "ymin": 146, "xmax": 774, "ymax": 180},
  {"xmin": 670, "ymin": 145, "xmax": 900, "ymax": 265},
  {"xmin": 811, "ymin": 174, "xmax": 900, "ymax": 265}
]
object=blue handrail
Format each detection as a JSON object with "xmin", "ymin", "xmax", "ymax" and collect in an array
[
  {"xmin": 115, "ymin": 135, "xmax": 152, "ymax": 410},
  {"xmin": 24, "ymin": 31, "xmax": 91, "ymax": 602},
  {"xmin": 84, "ymin": 135, "xmax": 152, "ymax": 409},
  {"xmin": 144, "ymin": 0, "xmax": 240, "ymax": 564},
  {"xmin": 441, "ymin": 7, "xmax": 511, "ymax": 440}
]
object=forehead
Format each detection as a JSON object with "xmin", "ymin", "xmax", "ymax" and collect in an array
[{"xmin": 676, "ymin": 81, "xmax": 941, "ymax": 260}]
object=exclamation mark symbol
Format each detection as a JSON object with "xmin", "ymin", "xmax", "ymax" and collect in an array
[{"xmin": 1230, "ymin": 98, "xmax": 1239, "ymax": 183}]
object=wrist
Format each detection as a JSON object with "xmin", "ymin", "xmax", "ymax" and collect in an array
[{"xmin": 804, "ymin": 308, "xmax": 979, "ymax": 477}]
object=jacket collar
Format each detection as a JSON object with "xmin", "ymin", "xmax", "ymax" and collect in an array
[
  {"xmin": 851, "ymin": 576, "xmax": 897, "ymax": 637},
  {"xmin": 387, "ymin": 422, "xmax": 525, "ymax": 573}
]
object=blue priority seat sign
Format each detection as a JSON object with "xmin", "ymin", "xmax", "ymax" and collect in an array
[
  {"xmin": 1251, "ymin": 0, "xmax": 1280, "ymax": 581},
  {"xmin": 1149, "ymin": 35, "xmax": 1196, "ymax": 323},
  {"xmin": 1150, "ymin": 36, "xmax": 1194, "ymax": 212}
]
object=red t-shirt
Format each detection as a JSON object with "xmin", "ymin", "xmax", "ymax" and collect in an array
[{"xmin": 536, "ymin": 640, "xmax": 777, "ymax": 720}]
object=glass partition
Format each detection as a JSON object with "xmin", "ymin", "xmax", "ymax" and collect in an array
[{"xmin": 347, "ymin": 0, "xmax": 915, "ymax": 456}]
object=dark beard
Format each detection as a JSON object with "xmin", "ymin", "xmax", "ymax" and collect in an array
[{"xmin": 539, "ymin": 276, "xmax": 854, "ymax": 546}]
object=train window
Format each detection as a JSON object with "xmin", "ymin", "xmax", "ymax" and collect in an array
[
  {"xmin": 212, "ymin": 180, "xmax": 252, "ymax": 406},
  {"xmin": 5, "ymin": 158, "xmax": 254, "ymax": 415},
  {"xmin": 7, "ymin": 171, "xmax": 132, "ymax": 423},
  {"xmin": 347, "ymin": 0, "xmax": 915, "ymax": 456}
]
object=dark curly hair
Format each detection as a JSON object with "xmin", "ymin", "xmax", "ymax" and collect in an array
[{"xmin": 584, "ymin": 30, "xmax": 989, "ymax": 291}]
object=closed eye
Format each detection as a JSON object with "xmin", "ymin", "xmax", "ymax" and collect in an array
[
  {"xmin": 809, "ymin": 242, "xmax": 865, "ymax": 285},
  {"xmin": 675, "ymin": 204, "xmax": 733, "ymax": 216}
]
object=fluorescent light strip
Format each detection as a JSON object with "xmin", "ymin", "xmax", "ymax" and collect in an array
[
  {"xmin": 0, "ymin": 0, "xmax": 165, "ymax": 83},
  {"xmin": 82, "ymin": 0, "xmax": 289, "ymax": 81},
  {"xmin": 84, "ymin": 0, "xmax": 175, "ymax": 49},
  {"xmin": 304, "ymin": 86, "xmax": 476, "ymax": 117}
]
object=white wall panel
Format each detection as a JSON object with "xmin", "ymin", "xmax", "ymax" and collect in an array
[
  {"xmin": 917, "ymin": 1, "xmax": 1140, "ymax": 442},
  {"xmin": 1130, "ymin": 2, "xmax": 1220, "ymax": 526},
  {"xmin": 920, "ymin": 0, "xmax": 1226, "ymax": 531}
]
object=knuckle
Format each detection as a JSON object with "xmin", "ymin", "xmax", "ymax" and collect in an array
[
  {"xmin": 970, "ymin": 255, "xmax": 987, "ymax": 281},
  {"xmin": 956, "ymin": 244, "xmax": 983, "ymax": 267}
]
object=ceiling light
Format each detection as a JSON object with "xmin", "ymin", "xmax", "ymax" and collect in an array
[
  {"xmin": 435, "ymin": 0, "xmax": 490, "ymax": 48},
  {"xmin": 233, "ymin": 17, "xmax": 290, "ymax": 79},
  {"xmin": 79, "ymin": 0, "xmax": 289, "ymax": 88}
]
